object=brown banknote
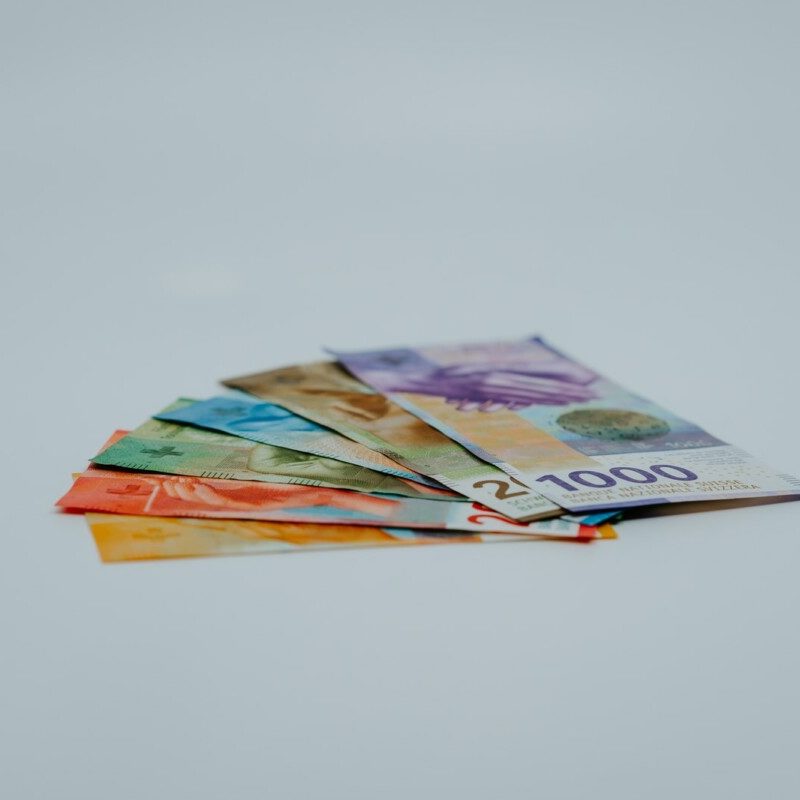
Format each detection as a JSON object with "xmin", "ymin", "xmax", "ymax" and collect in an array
[{"xmin": 223, "ymin": 361, "xmax": 561, "ymax": 521}]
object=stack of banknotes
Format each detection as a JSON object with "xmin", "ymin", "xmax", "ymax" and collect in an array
[{"xmin": 56, "ymin": 337, "xmax": 800, "ymax": 562}]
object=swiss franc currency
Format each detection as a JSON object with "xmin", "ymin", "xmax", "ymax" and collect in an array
[
  {"xmin": 91, "ymin": 401, "xmax": 453, "ymax": 500},
  {"xmin": 156, "ymin": 395, "xmax": 441, "ymax": 488},
  {"xmin": 86, "ymin": 513, "xmax": 608, "ymax": 563},
  {"xmin": 58, "ymin": 467, "xmax": 612, "ymax": 539},
  {"xmin": 222, "ymin": 361, "xmax": 560, "ymax": 521},
  {"xmin": 335, "ymin": 337, "xmax": 800, "ymax": 512}
]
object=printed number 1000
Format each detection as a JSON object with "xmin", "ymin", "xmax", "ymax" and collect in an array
[{"xmin": 536, "ymin": 464, "xmax": 698, "ymax": 492}]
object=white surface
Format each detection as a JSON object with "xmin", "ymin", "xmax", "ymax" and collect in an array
[{"xmin": 2, "ymin": 2, "xmax": 799, "ymax": 798}]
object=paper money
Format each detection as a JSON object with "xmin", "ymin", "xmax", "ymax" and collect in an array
[
  {"xmin": 86, "ymin": 513, "xmax": 612, "ymax": 563},
  {"xmin": 222, "ymin": 361, "xmax": 561, "ymax": 521},
  {"xmin": 58, "ymin": 467, "xmax": 612, "ymax": 538},
  {"xmin": 155, "ymin": 395, "xmax": 441, "ymax": 488},
  {"xmin": 91, "ymin": 401, "xmax": 453, "ymax": 500},
  {"xmin": 334, "ymin": 336, "xmax": 800, "ymax": 512}
]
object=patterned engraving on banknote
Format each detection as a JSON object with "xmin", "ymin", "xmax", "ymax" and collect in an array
[
  {"xmin": 556, "ymin": 409, "xmax": 670, "ymax": 441},
  {"xmin": 140, "ymin": 445, "xmax": 185, "ymax": 458},
  {"xmin": 351, "ymin": 345, "xmax": 599, "ymax": 411}
]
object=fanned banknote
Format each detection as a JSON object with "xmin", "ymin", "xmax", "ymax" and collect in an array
[
  {"xmin": 155, "ymin": 395, "xmax": 441, "ymax": 488},
  {"xmin": 86, "ymin": 513, "xmax": 614, "ymax": 563},
  {"xmin": 59, "ymin": 467, "xmax": 613, "ymax": 538},
  {"xmin": 334, "ymin": 337, "xmax": 800, "ymax": 512},
  {"xmin": 222, "ymin": 361, "xmax": 561, "ymax": 521},
  {"xmin": 91, "ymin": 401, "xmax": 453, "ymax": 500}
]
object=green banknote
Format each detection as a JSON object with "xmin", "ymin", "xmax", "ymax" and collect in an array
[
  {"xmin": 222, "ymin": 362, "xmax": 561, "ymax": 520},
  {"xmin": 91, "ymin": 400, "xmax": 455, "ymax": 500}
]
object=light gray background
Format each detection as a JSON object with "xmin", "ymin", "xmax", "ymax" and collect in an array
[{"xmin": 2, "ymin": 2, "xmax": 799, "ymax": 798}]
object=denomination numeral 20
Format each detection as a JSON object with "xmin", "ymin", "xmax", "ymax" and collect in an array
[
  {"xmin": 472, "ymin": 476, "xmax": 529, "ymax": 499},
  {"xmin": 536, "ymin": 464, "xmax": 698, "ymax": 492}
]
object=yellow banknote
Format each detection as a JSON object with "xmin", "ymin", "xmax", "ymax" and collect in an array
[{"xmin": 85, "ymin": 513, "xmax": 617, "ymax": 563}]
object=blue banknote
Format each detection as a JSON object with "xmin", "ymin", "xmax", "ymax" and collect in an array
[{"xmin": 156, "ymin": 395, "xmax": 442, "ymax": 488}]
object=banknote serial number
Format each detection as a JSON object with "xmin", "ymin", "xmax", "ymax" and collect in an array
[{"xmin": 536, "ymin": 464, "xmax": 698, "ymax": 492}]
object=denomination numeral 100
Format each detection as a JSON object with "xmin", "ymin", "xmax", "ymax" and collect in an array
[{"xmin": 536, "ymin": 464, "xmax": 698, "ymax": 492}]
